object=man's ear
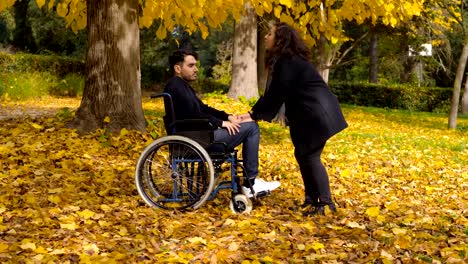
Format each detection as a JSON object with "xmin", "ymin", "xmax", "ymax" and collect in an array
[{"xmin": 174, "ymin": 64, "xmax": 181, "ymax": 74}]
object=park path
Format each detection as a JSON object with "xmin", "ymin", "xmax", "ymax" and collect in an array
[{"xmin": 0, "ymin": 98, "xmax": 80, "ymax": 121}]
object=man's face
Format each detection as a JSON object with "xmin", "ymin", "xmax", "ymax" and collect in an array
[{"xmin": 175, "ymin": 55, "xmax": 198, "ymax": 81}]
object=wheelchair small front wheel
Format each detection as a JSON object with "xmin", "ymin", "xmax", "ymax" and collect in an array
[{"xmin": 229, "ymin": 194, "xmax": 253, "ymax": 214}]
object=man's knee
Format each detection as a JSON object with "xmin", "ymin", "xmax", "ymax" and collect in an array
[{"xmin": 241, "ymin": 122, "xmax": 259, "ymax": 135}]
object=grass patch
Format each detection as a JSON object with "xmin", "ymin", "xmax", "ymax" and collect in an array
[{"xmin": 0, "ymin": 71, "xmax": 84, "ymax": 100}]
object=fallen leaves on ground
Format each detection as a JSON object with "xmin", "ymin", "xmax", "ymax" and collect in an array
[{"xmin": 0, "ymin": 97, "xmax": 467, "ymax": 263}]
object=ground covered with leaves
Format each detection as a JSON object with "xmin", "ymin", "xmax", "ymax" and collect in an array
[{"xmin": 0, "ymin": 96, "xmax": 467, "ymax": 263}]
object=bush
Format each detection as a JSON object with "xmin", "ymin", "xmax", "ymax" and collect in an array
[
  {"xmin": 330, "ymin": 81, "xmax": 453, "ymax": 113},
  {"xmin": 0, "ymin": 71, "xmax": 53, "ymax": 100},
  {"xmin": 0, "ymin": 52, "xmax": 84, "ymax": 76},
  {"xmin": 48, "ymin": 73, "xmax": 84, "ymax": 97}
]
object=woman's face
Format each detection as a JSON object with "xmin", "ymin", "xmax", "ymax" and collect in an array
[{"xmin": 264, "ymin": 25, "xmax": 276, "ymax": 50}]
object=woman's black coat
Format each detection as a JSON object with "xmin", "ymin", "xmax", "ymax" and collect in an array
[{"xmin": 251, "ymin": 55, "xmax": 348, "ymax": 154}]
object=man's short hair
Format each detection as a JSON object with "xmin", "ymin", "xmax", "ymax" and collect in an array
[{"xmin": 169, "ymin": 49, "xmax": 198, "ymax": 71}]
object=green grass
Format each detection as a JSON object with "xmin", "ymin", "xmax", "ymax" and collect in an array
[{"xmin": 0, "ymin": 71, "xmax": 84, "ymax": 100}]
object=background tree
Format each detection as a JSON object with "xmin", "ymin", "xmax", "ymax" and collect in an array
[
  {"xmin": 228, "ymin": 2, "xmax": 258, "ymax": 100},
  {"xmin": 12, "ymin": 0, "xmax": 37, "ymax": 53}
]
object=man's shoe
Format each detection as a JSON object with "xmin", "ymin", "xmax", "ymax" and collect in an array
[
  {"xmin": 241, "ymin": 178, "xmax": 281, "ymax": 198},
  {"xmin": 254, "ymin": 178, "xmax": 281, "ymax": 192}
]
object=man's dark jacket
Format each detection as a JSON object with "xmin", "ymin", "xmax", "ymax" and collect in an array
[
  {"xmin": 251, "ymin": 55, "xmax": 348, "ymax": 152},
  {"xmin": 164, "ymin": 76, "xmax": 229, "ymax": 128}
]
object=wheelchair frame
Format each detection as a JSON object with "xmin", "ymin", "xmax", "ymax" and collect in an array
[{"xmin": 135, "ymin": 93, "xmax": 255, "ymax": 213}]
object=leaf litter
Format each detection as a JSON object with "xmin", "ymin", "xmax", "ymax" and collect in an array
[{"xmin": 0, "ymin": 97, "xmax": 467, "ymax": 263}]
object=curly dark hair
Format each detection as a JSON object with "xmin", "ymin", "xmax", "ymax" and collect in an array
[{"xmin": 265, "ymin": 22, "xmax": 310, "ymax": 69}]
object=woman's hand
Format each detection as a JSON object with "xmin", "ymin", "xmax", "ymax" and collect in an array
[
  {"xmin": 222, "ymin": 120, "xmax": 240, "ymax": 135},
  {"xmin": 237, "ymin": 113, "xmax": 254, "ymax": 123}
]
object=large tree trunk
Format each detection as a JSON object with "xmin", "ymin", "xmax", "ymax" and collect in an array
[
  {"xmin": 368, "ymin": 26, "xmax": 378, "ymax": 83},
  {"xmin": 69, "ymin": 0, "xmax": 145, "ymax": 133},
  {"xmin": 257, "ymin": 21, "xmax": 267, "ymax": 94},
  {"xmin": 448, "ymin": 40, "xmax": 468, "ymax": 129},
  {"xmin": 228, "ymin": 3, "xmax": 258, "ymax": 100}
]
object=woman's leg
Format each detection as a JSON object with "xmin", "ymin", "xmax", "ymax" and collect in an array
[{"xmin": 295, "ymin": 142, "xmax": 335, "ymax": 212}]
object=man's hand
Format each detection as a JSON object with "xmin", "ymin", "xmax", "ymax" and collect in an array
[{"xmin": 222, "ymin": 121, "xmax": 240, "ymax": 135}]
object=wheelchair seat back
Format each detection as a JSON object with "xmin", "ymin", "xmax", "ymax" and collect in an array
[{"xmin": 152, "ymin": 93, "xmax": 214, "ymax": 148}]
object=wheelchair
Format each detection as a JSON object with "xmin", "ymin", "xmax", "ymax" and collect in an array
[{"xmin": 135, "ymin": 93, "xmax": 265, "ymax": 213}]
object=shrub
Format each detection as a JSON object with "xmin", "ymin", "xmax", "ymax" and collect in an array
[
  {"xmin": 0, "ymin": 71, "xmax": 53, "ymax": 100},
  {"xmin": 330, "ymin": 81, "xmax": 453, "ymax": 113},
  {"xmin": 48, "ymin": 73, "xmax": 84, "ymax": 97},
  {"xmin": 0, "ymin": 52, "xmax": 84, "ymax": 76}
]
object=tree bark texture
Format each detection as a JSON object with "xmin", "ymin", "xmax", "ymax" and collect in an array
[
  {"xmin": 461, "ymin": 74, "xmax": 468, "ymax": 114},
  {"xmin": 399, "ymin": 31, "xmax": 417, "ymax": 83},
  {"xmin": 228, "ymin": 3, "xmax": 258, "ymax": 100},
  {"xmin": 257, "ymin": 22, "xmax": 267, "ymax": 94},
  {"xmin": 368, "ymin": 26, "xmax": 378, "ymax": 83},
  {"xmin": 13, "ymin": 0, "xmax": 37, "ymax": 53},
  {"xmin": 448, "ymin": 40, "xmax": 468, "ymax": 129},
  {"xmin": 69, "ymin": 0, "xmax": 145, "ymax": 133},
  {"xmin": 315, "ymin": 34, "xmax": 331, "ymax": 83}
]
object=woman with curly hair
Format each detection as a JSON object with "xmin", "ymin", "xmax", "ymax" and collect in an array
[{"xmin": 240, "ymin": 22, "xmax": 348, "ymax": 215}]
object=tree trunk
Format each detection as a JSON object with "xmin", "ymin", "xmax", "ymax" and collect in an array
[
  {"xmin": 69, "ymin": 0, "xmax": 145, "ymax": 133},
  {"xmin": 399, "ymin": 31, "xmax": 417, "ymax": 83},
  {"xmin": 257, "ymin": 22, "xmax": 267, "ymax": 94},
  {"xmin": 368, "ymin": 26, "xmax": 378, "ymax": 83},
  {"xmin": 315, "ymin": 34, "xmax": 331, "ymax": 83},
  {"xmin": 12, "ymin": 0, "xmax": 37, "ymax": 53},
  {"xmin": 228, "ymin": 3, "xmax": 258, "ymax": 100},
  {"xmin": 448, "ymin": 40, "xmax": 468, "ymax": 129},
  {"xmin": 461, "ymin": 72, "xmax": 468, "ymax": 114}
]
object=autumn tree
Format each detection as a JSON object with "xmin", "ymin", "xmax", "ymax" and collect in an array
[
  {"xmin": 228, "ymin": 2, "xmax": 258, "ymax": 100},
  {"xmin": 0, "ymin": 0, "xmax": 427, "ymax": 131}
]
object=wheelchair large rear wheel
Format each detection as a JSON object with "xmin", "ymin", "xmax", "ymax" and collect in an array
[{"xmin": 135, "ymin": 135, "xmax": 215, "ymax": 210}]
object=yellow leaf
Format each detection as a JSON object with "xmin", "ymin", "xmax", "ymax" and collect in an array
[
  {"xmin": 20, "ymin": 241, "xmax": 36, "ymax": 251},
  {"xmin": 77, "ymin": 209, "xmax": 96, "ymax": 220},
  {"xmin": 187, "ymin": 237, "xmax": 207, "ymax": 244},
  {"xmin": 331, "ymin": 36, "xmax": 339, "ymax": 44},
  {"xmin": 365, "ymin": 207, "xmax": 380, "ymax": 217},
  {"xmin": 120, "ymin": 128, "xmax": 129, "ymax": 137},
  {"xmin": 228, "ymin": 242, "xmax": 239, "ymax": 251},
  {"xmin": 0, "ymin": 243, "xmax": 9, "ymax": 253},
  {"xmin": 34, "ymin": 246, "xmax": 48, "ymax": 254},
  {"xmin": 279, "ymin": 0, "xmax": 292, "ymax": 8},
  {"xmin": 104, "ymin": 116, "xmax": 111, "ymax": 123},
  {"xmin": 30, "ymin": 122, "xmax": 44, "ymax": 130},
  {"xmin": 297, "ymin": 244, "xmax": 305, "ymax": 250},
  {"xmin": 340, "ymin": 169, "xmax": 351, "ymax": 177},
  {"xmin": 83, "ymin": 243, "xmax": 100, "ymax": 255},
  {"xmin": 48, "ymin": 195, "xmax": 62, "ymax": 205},
  {"xmin": 392, "ymin": 227, "xmax": 407, "ymax": 235},
  {"xmin": 310, "ymin": 241, "xmax": 324, "ymax": 251},
  {"xmin": 346, "ymin": 220, "xmax": 366, "ymax": 229},
  {"xmin": 35, "ymin": 0, "xmax": 46, "ymax": 9},
  {"xmin": 60, "ymin": 222, "xmax": 77, "ymax": 230},
  {"xmin": 118, "ymin": 226, "xmax": 128, "ymax": 236}
]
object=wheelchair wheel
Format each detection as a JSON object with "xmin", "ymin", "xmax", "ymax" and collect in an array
[
  {"xmin": 229, "ymin": 194, "xmax": 253, "ymax": 214},
  {"xmin": 135, "ymin": 135, "xmax": 215, "ymax": 210}
]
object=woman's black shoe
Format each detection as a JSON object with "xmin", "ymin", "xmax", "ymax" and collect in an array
[{"xmin": 303, "ymin": 203, "xmax": 336, "ymax": 216}]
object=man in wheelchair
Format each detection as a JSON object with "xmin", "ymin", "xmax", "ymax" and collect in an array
[{"xmin": 164, "ymin": 49, "xmax": 280, "ymax": 197}]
